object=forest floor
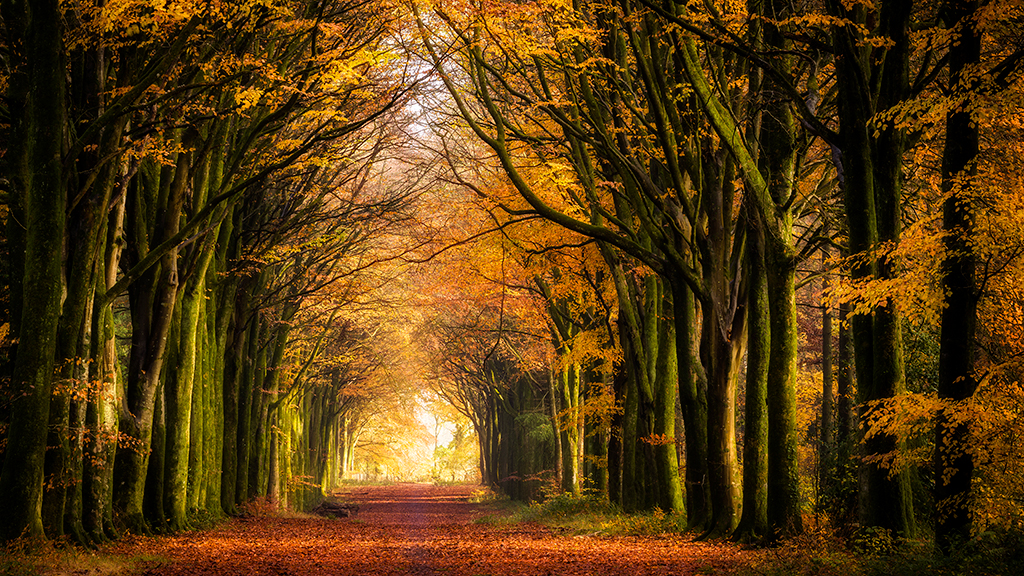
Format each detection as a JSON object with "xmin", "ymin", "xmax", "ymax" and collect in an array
[{"xmin": 80, "ymin": 483, "xmax": 755, "ymax": 576}]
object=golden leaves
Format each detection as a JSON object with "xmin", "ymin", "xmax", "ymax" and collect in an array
[
  {"xmin": 828, "ymin": 215, "xmax": 945, "ymax": 328},
  {"xmin": 640, "ymin": 433, "xmax": 675, "ymax": 446},
  {"xmin": 235, "ymin": 87, "xmax": 265, "ymax": 111}
]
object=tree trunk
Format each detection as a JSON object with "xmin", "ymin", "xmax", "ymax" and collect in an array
[
  {"xmin": 735, "ymin": 217, "xmax": 768, "ymax": 541},
  {"xmin": 672, "ymin": 280, "xmax": 708, "ymax": 529},
  {"xmin": 549, "ymin": 366, "xmax": 564, "ymax": 491},
  {"xmin": 820, "ymin": 249, "xmax": 835, "ymax": 501},
  {"xmin": 166, "ymin": 231, "xmax": 217, "ymax": 528},
  {"xmin": 759, "ymin": 0, "xmax": 804, "ymax": 538},
  {"xmin": 114, "ymin": 143, "xmax": 188, "ymax": 533},
  {"xmin": 935, "ymin": 0, "xmax": 981, "ymax": 554},
  {"xmin": 829, "ymin": 0, "xmax": 916, "ymax": 537},
  {"xmin": 703, "ymin": 309, "xmax": 744, "ymax": 536},
  {"xmin": 607, "ymin": 357, "xmax": 626, "ymax": 506},
  {"xmin": 560, "ymin": 365, "xmax": 581, "ymax": 495},
  {"xmin": 221, "ymin": 275, "xmax": 249, "ymax": 514},
  {"xmin": 765, "ymin": 251, "xmax": 803, "ymax": 537},
  {"xmin": 654, "ymin": 299, "xmax": 684, "ymax": 513},
  {"xmin": 0, "ymin": 0, "xmax": 67, "ymax": 541}
]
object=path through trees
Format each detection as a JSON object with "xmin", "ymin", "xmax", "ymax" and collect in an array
[
  {"xmin": 4, "ymin": 0, "xmax": 1024, "ymax": 559},
  {"xmin": 102, "ymin": 483, "xmax": 753, "ymax": 576}
]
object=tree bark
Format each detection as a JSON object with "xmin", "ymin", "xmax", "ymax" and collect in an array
[
  {"xmin": 735, "ymin": 216, "xmax": 768, "ymax": 541},
  {"xmin": 114, "ymin": 143, "xmax": 189, "ymax": 533},
  {"xmin": 935, "ymin": 0, "xmax": 981, "ymax": 554},
  {"xmin": 0, "ymin": 0, "xmax": 67, "ymax": 541},
  {"xmin": 820, "ymin": 249, "xmax": 835, "ymax": 500},
  {"xmin": 672, "ymin": 280, "xmax": 708, "ymax": 529},
  {"xmin": 829, "ymin": 0, "xmax": 916, "ymax": 537},
  {"xmin": 654, "ymin": 297, "xmax": 684, "ymax": 513}
]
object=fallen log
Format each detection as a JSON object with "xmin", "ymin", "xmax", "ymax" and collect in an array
[{"xmin": 311, "ymin": 501, "xmax": 360, "ymax": 518}]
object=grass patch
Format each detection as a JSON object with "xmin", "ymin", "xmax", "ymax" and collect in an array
[
  {"xmin": 468, "ymin": 486, "xmax": 510, "ymax": 505},
  {"xmin": 474, "ymin": 491, "xmax": 686, "ymax": 537},
  {"xmin": 476, "ymin": 490, "xmax": 1024, "ymax": 575},
  {"xmin": 334, "ymin": 478, "xmax": 394, "ymax": 487},
  {"xmin": 736, "ymin": 526, "xmax": 1024, "ymax": 576},
  {"xmin": 0, "ymin": 540, "xmax": 169, "ymax": 576}
]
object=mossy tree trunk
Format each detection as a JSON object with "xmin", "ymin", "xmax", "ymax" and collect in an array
[
  {"xmin": 828, "ymin": 0, "xmax": 916, "ymax": 537},
  {"xmin": 735, "ymin": 214, "xmax": 768, "ymax": 541},
  {"xmin": 0, "ymin": 0, "xmax": 67, "ymax": 542},
  {"xmin": 114, "ymin": 140, "xmax": 189, "ymax": 533}
]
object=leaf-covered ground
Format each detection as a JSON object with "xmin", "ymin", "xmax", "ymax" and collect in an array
[{"xmin": 107, "ymin": 484, "xmax": 754, "ymax": 575}]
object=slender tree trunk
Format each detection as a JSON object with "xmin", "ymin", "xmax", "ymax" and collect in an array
[
  {"xmin": 654, "ymin": 299, "xmax": 684, "ymax": 513},
  {"xmin": 585, "ymin": 377, "xmax": 609, "ymax": 495},
  {"xmin": 672, "ymin": 280, "xmax": 708, "ymax": 529},
  {"xmin": 622, "ymin": 325, "xmax": 641, "ymax": 512},
  {"xmin": 935, "ymin": 0, "xmax": 980, "ymax": 554},
  {"xmin": 549, "ymin": 366, "xmax": 564, "ymax": 491},
  {"xmin": 759, "ymin": 0, "xmax": 804, "ymax": 538},
  {"xmin": 820, "ymin": 249, "xmax": 835, "ymax": 500},
  {"xmin": 248, "ymin": 325, "xmax": 269, "ymax": 500},
  {"xmin": 735, "ymin": 217, "xmax": 768, "ymax": 541},
  {"xmin": 166, "ymin": 231, "xmax": 217, "ymax": 527},
  {"xmin": 235, "ymin": 312, "xmax": 260, "ymax": 504},
  {"xmin": 115, "ymin": 143, "xmax": 188, "ymax": 533},
  {"xmin": 765, "ymin": 253, "xmax": 803, "ymax": 537},
  {"xmin": 85, "ymin": 194, "xmax": 125, "ymax": 541},
  {"xmin": 144, "ymin": 376, "xmax": 168, "ymax": 532},
  {"xmin": 560, "ymin": 365, "xmax": 581, "ymax": 495},
  {"xmin": 607, "ymin": 356, "xmax": 626, "ymax": 506},
  {"xmin": 221, "ymin": 276, "xmax": 249, "ymax": 514},
  {"xmin": 829, "ymin": 0, "xmax": 916, "ymax": 537},
  {"xmin": 703, "ymin": 309, "xmax": 744, "ymax": 536},
  {"xmin": 837, "ymin": 301, "xmax": 855, "ymax": 458}
]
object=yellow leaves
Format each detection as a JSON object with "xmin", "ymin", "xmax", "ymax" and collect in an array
[
  {"xmin": 872, "ymin": 96, "xmax": 949, "ymax": 141},
  {"xmin": 553, "ymin": 22, "xmax": 599, "ymax": 47},
  {"xmin": 553, "ymin": 328, "xmax": 620, "ymax": 374},
  {"xmin": 859, "ymin": 379, "xmax": 1024, "ymax": 530},
  {"xmin": 235, "ymin": 87, "xmax": 264, "ymax": 111},
  {"xmin": 98, "ymin": 0, "xmax": 195, "ymax": 33},
  {"xmin": 829, "ymin": 212, "xmax": 945, "ymax": 327},
  {"xmin": 859, "ymin": 392, "xmax": 943, "ymax": 479},
  {"xmin": 67, "ymin": 0, "xmax": 211, "ymax": 48},
  {"xmin": 768, "ymin": 13, "xmax": 866, "ymax": 33}
]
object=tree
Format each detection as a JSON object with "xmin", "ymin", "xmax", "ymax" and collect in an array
[
  {"xmin": 826, "ymin": 0, "xmax": 918, "ymax": 538},
  {"xmin": 0, "ymin": 0, "xmax": 66, "ymax": 541},
  {"xmin": 1, "ymin": 0, "xmax": 419, "ymax": 540},
  {"xmin": 934, "ymin": 0, "xmax": 981, "ymax": 553}
]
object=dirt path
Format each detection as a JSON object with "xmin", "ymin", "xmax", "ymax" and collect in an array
[{"xmin": 109, "ymin": 484, "xmax": 752, "ymax": 575}]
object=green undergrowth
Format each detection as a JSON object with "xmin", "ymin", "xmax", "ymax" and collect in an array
[
  {"xmin": 334, "ymin": 478, "xmax": 394, "ymax": 487},
  {"xmin": 474, "ymin": 491, "xmax": 687, "ymax": 537},
  {"xmin": 737, "ymin": 526, "xmax": 1024, "ymax": 576},
  {"xmin": 0, "ymin": 540, "xmax": 168, "ymax": 576},
  {"xmin": 475, "ymin": 491, "xmax": 1023, "ymax": 575}
]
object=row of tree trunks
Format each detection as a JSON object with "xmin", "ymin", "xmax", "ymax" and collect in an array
[
  {"xmin": 828, "ymin": 0, "xmax": 916, "ymax": 538},
  {"xmin": 1, "ymin": 0, "xmax": 410, "ymax": 541}
]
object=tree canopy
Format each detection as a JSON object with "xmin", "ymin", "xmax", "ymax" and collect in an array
[{"xmin": 2, "ymin": 0, "xmax": 1024, "ymax": 560}]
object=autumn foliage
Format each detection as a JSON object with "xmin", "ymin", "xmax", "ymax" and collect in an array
[{"xmin": 2, "ymin": 1, "xmax": 1024, "ymax": 573}]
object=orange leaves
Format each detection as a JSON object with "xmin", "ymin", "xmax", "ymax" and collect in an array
[
  {"xmin": 859, "ymin": 380, "xmax": 1024, "ymax": 530},
  {"xmin": 639, "ymin": 433, "xmax": 675, "ymax": 446},
  {"xmin": 104, "ymin": 483, "xmax": 757, "ymax": 575},
  {"xmin": 828, "ymin": 221, "xmax": 944, "ymax": 328},
  {"xmin": 859, "ymin": 393, "xmax": 939, "ymax": 476}
]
